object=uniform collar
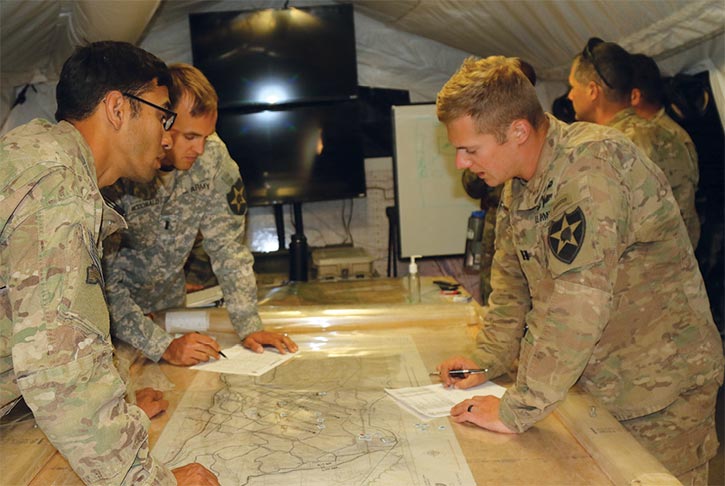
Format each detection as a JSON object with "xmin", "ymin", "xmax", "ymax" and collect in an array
[
  {"xmin": 516, "ymin": 113, "xmax": 561, "ymax": 210},
  {"xmin": 606, "ymin": 107, "xmax": 637, "ymax": 127},
  {"xmin": 57, "ymin": 120, "xmax": 98, "ymax": 185}
]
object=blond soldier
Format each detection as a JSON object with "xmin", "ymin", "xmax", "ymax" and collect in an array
[
  {"xmin": 435, "ymin": 56, "xmax": 723, "ymax": 484},
  {"xmin": 567, "ymin": 38, "xmax": 700, "ymax": 248},
  {"xmin": 0, "ymin": 42, "xmax": 217, "ymax": 485},
  {"xmin": 102, "ymin": 64, "xmax": 297, "ymax": 366}
]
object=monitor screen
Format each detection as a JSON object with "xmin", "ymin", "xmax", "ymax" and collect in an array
[
  {"xmin": 189, "ymin": 4, "xmax": 358, "ymax": 108},
  {"xmin": 217, "ymin": 100, "xmax": 367, "ymax": 206}
]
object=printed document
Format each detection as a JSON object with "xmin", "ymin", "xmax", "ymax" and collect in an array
[
  {"xmin": 386, "ymin": 382, "xmax": 507, "ymax": 420},
  {"xmin": 191, "ymin": 344, "xmax": 296, "ymax": 376}
]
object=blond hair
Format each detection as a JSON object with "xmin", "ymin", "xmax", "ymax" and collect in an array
[
  {"xmin": 168, "ymin": 63, "xmax": 218, "ymax": 116},
  {"xmin": 436, "ymin": 56, "xmax": 544, "ymax": 143}
]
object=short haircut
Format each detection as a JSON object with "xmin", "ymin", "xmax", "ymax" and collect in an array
[
  {"xmin": 573, "ymin": 40, "xmax": 633, "ymax": 104},
  {"xmin": 167, "ymin": 63, "xmax": 218, "ymax": 116},
  {"xmin": 631, "ymin": 53, "xmax": 664, "ymax": 108},
  {"xmin": 437, "ymin": 56, "xmax": 544, "ymax": 143},
  {"xmin": 55, "ymin": 41, "xmax": 171, "ymax": 122}
]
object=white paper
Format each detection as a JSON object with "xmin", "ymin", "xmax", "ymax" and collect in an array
[
  {"xmin": 165, "ymin": 310, "xmax": 210, "ymax": 333},
  {"xmin": 190, "ymin": 344, "xmax": 297, "ymax": 376},
  {"xmin": 184, "ymin": 285, "xmax": 224, "ymax": 308},
  {"xmin": 385, "ymin": 382, "xmax": 507, "ymax": 420}
]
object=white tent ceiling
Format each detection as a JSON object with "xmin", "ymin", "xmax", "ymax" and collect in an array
[{"xmin": 1, "ymin": 0, "xmax": 724, "ymax": 127}]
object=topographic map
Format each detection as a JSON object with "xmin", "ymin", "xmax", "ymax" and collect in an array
[{"xmin": 153, "ymin": 333, "xmax": 475, "ymax": 486}]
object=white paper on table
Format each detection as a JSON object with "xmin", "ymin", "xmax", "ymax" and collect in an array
[
  {"xmin": 385, "ymin": 381, "xmax": 507, "ymax": 420},
  {"xmin": 190, "ymin": 344, "xmax": 297, "ymax": 376}
]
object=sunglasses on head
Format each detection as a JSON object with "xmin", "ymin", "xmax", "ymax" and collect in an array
[{"xmin": 582, "ymin": 37, "xmax": 614, "ymax": 89}]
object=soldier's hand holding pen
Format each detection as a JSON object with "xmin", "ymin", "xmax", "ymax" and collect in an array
[
  {"xmin": 433, "ymin": 356, "xmax": 488, "ymax": 389},
  {"xmin": 161, "ymin": 332, "xmax": 224, "ymax": 366}
]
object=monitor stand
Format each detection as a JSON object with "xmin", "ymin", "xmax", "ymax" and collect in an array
[{"xmin": 288, "ymin": 202, "xmax": 309, "ymax": 281}]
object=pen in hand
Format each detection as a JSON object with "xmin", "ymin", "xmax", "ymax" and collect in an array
[
  {"xmin": 429, "ymin": 368, "xmax": 488, "ymax": 377},
  {"xmin": 193, "ymin": 331, "xmax": 227, "ymax": 358}
]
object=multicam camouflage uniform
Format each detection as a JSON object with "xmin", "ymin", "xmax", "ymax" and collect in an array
[
  {"xmin": 476, "ymin": 114, "xmax": 724, "ymax": 476},
  {"xmin": 102, "ymin": 133, "xmax": 261, "ymax": 361},
  {"xmin": 608, "ymin": 107, "xmax": 700, "ymax": 248},
  {"xmin": 0, "ymin": 119, "xmax": 174, "ymax": 484}
]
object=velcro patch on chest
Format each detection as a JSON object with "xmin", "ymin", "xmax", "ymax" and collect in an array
[
  {"xmin": 548, "ymin": 206, "xmax": 586, "ymax": 264},
  {"xmin": 226, "ymin": 178, "xmax": 248, "ymax": 215}
]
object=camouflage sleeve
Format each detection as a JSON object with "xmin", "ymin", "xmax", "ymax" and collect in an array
[
  {"xmin": 103, "ymin": 237, "xmax": 174, "ymax": 362},
  {"xmin": 473, "ymin": 181, "xmax": 530, "ymax": 380},
  {"xmin": 498, "ymin": 156, "xmax": 626, "ymax": 433},
  {"xmin": 7, "ymin": 173, "xmax": 174, "ymax": 484},
  {"xmin": 199, "ymin": 140, "xmax": 263, "ymax": 339}
]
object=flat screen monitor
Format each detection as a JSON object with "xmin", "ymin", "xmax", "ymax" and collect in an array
[
  {"xmin": 357, "ymin": 86, "xmax": 410, "ymax": 158},
  {"xmin": 189, "ymin": 4, "xmax": 358, "ymax": 108},
  {"xmin": 217, "ymin": 100, "xmax": 366, "ymax": 206}
]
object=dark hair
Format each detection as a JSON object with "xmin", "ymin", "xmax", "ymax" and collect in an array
[
  {"xmin": 631, "ymin": 53, "xmax": 664, "ymax": 108},
  {"xmin": 55, "ymin": 41, "xmax": 171, "ymax": 122},
  {"xmin": 574, "ymin": 38, "xmax": 633, "ymax": 103},
  {"xmin": 517, "ymin": 59, "xmax": 537, "ymax": 86}
]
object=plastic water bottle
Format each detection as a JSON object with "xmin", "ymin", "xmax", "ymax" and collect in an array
[
  {"xmin": 464, "ymin": 210, "xmax": 486, "ymax": 270},
  {"xmin": 408, "ymin": 255, "xmax": 421, "ymax": 303}
]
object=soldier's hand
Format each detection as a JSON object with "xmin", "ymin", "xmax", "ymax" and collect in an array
[
  {"xmin": 185, "ymin": 282, "xmax": 204, "ymax": 292},
  {"xmin": 135, "ymin": 387, "xmax": 168, "ymax": 419},
  {"xmin": 436, "ymin": 356, "xmax": 487, "ymax": 389},
  {"xmin": 450, "ymin": 395, "xmax": 516, "ymax": 434},
  {"xmin": 242, "ymin": 331, "xmax": 298, "ymax": 354},
  {"xmin": 172, "ymin": 463, "xmax": 219, "ymax": 486},
  {"xmin": 162, "ymin": 333, "xmax": 222, "ymax": 366}
]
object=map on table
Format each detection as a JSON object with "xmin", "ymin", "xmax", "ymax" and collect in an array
[{"xmin": 153, "ymin": 333, "xmax": 475, "ymax": 486}]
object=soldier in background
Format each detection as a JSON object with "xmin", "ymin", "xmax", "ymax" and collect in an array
[
  {"xmin": 435, "ymin": 56, "xmax": 723, "ymax": 484},
  {"xmin": 102, "ymin": 64, "xmax": 297, "ymax": 366},
  {"xmin": 567, "ymin": 38, "xmax": 700, "ymax": 248},
  {"xmin": 629, "ymin": 52, "xmax": 701, "ymax": 247},
  {"xmin": 0, "ymin": 42, "xmax": 217, "ymax": 485},
  {"xmin": 461, "ymin": 59, "xmax": 536, "ymax": 305}
]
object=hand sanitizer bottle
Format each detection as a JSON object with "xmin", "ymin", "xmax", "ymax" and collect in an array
[{"xmin": 408, "ymin": 255, "xmax": 421, "ymax": 303}]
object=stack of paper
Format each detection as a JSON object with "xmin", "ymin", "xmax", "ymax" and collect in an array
[
  {"xmin": 185, "ymin": 285, "xmax": 224, "ymax": 308},
  {"xmin": 191, "ymin": 345, "xmax": 297, "ymax": 376},
  {"xmin": 385, "ymin": 382, "xmax": 507, "ymax": 421}
]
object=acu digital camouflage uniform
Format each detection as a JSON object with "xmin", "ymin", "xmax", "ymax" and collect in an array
[
  {"xmin": 0, "ymin": 119, "xmax": 174, "ymax": 484},
  {"xmin": 476, "ymin": 114, "xmax": 723, "ymax": 477},
  {"xmin": 102, "ymin": 133, "xmax": 261, "ymax": 361},
  {"xmin": 608, "ymin": 107, "xmax": 700, "ymax": 248}
]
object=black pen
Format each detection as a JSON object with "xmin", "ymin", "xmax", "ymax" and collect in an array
[
  {"xmin": 193, "ymin": 331, "xmax": 227, "ymax": 358},
  {"xmin": 429, "ymin": 368, "xmax": 488, "ymax": 377}
]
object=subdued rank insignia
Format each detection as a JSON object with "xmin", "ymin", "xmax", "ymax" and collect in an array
[
  {"xmin": 548, "ymin": 206, "xmax": 586, "ymax": 264},
  {"xmin": 226, "ymin": 178, "xmax": 247, "ymax": 215}
]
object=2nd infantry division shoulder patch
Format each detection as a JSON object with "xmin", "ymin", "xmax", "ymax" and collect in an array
[
  {"xmin": 548, "ymin": 206, "xmax": 586, "ymax": 264},
  {"xmin": 226, "ymin": 178, "xmax": 248, "ymax": 215}
]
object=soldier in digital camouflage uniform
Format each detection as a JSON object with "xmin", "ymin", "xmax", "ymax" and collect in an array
[
  {"xmin": 435, "ymin": 56, "xmax": 723, "ymax": 485},
  {"xmin": 102, "ymin": 63, "xmax": 297, "ymax": 367},
  {"xmin": 1, "ymin": 42, "xmax": 218, "ymax": 485},
  {"xmin": 461, "ymin": 59, "xmax": 537, "ymax": 305},
  {"xmin": 630, "ymin": 52, "xmax": 701, "ymax": 247},
  {"xmin": 567, "ymin": 38, "xmax": 700, "ymax": 248}
]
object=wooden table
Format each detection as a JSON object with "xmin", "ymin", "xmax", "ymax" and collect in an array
[{"xmin": 4, "ymin": 277, "xmax": 678, "ymax": 485}]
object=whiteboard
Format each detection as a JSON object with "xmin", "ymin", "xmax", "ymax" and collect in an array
[{"xmin": 392, "ymin": 103, "xmax": 480, "ymax": 258}]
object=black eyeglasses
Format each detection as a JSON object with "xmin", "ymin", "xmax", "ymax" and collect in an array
[
  {"xmin": 122, "ymin": 92, "xmax": 177, "ymax": 131},
  {"xmin": 582, "ymin": 37, "xmax": 613, "ymax": 89}
]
